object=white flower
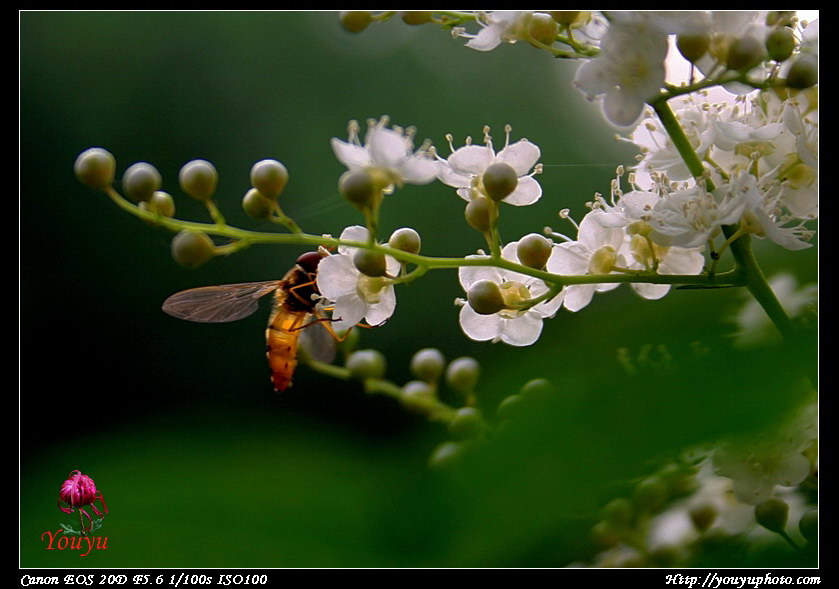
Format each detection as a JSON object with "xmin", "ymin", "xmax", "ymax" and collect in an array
[
  {"xmin": 547, "ymin": 211, "xmax": 626, "ymax": 312},
  {"xmin": 779, "ymin": 101, "xmax": 818, "ymax": 220},
  {"xmin": 712, "ymin": 404, "xmax": 816, "ymax": 505},
  {"xmin": 647, "ymin": 183, "xmax": 747, "ymax": 248},
  {"xmin": 731, "ymin": 273, "xmax": 817, "ymax": 348},
  {"xmin": 316, "ymin": 226, "xmax": 399, "ymax": 331},
  {"xmin": 331, "ymin": 117, "xmax": 439, "ymax": 189},
  {"xmin": 457, "ymin": 242, "xmax": 563, "ymax": 346},
  {"xmin": 729, "ymin": 171, "xmax": 814, "ymax": 251},
  {"xmin": 574, "ymin": 16, "xmax": 669, "ymax": 128},
  {"xmin": 630, "ymin": 100, "xmax": 718, "ymax": 183},
  {"xmin": 459, "ymin": 11, "xmax": 529, "ymax": 52},
  {"xmin": 692, "ymin": 11, "xmax": 768, "ymax": 86},
  {"xmin": 800, "ymin": 17, "xmax": 818, "ymax": 56},
  {"xmin": 438, "ymin": 125, "xmax": 542, "ymax": 206},
  {"xmin": 626, "ymin": 238, "xmax": 705, "ymax": 301}
]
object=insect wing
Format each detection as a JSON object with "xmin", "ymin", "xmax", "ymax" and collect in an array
[
  {"xmin": 297, "ymin": 318, "xmax": 338, "ymax": 364},
  {"xmin": 162, "ymin": 281, "xmax": 282, "ymax": 323}
]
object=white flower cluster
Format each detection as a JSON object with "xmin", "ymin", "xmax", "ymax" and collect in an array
[
  {"xmin": 318, "ymin": 12, "xmax": 817, "ymax": 347},
  {"xmin": 712, "ymin": 402, "xmax": 817, "ymax": 505},
  {"xmin": 629, "ymin": 92, "xmax": 817, "ymax": 251}
]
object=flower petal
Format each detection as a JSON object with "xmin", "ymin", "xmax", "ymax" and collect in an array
[
  {"xmin": 331, "ymin": 139, "xmax": 370, "ymax": 170},
  {"xmin": 497, "ymin": 140, "xmax": 540, "ymax": 176},
  {"xmin": 364, "ymin": 287, "xmax": 396, "ymax": 326},
  {"xmin": 465, "ymin": 23, "xmax": 506, "ymax": 52},
  {"xmin": 367, "ymin": 126, "xmax": 409, "ymax": 169},
  {"xmin": 459, "ymin": 304, "xmax": 501, "ymax": 341},
  {"xmin": 499, "ymin": 311, "xmax": 543, "ymax": 346},
  {"xmin": 331, "ymin": 292, "xmax": 367, "ymax": 331},
  {"xmin": 459, "ymin": 257, "xmax": 502, "ymax": 290},
  {"xmin": 631, "ymin": 282, "xmax": 671, "ymax": 300},
  {"xmin": 563, "ymin": 284, "xmax": 596, "ymax": 312},
  {"xmin": 448, "ymin": 145, "xmax": 495, "ymax": 176},
  {"xmin": 603, "ymin": 86, "xmax": 647, "ymax": 129},
  {"xmin": 774, "ymin": 453, "xmax": 811, "ymax": 487},
  {"xmin": 437, "ymin": 162, "xmax": 471, "ymax": 188},
  {"xmin": 547, "ymin": 242, "xmax": 589, "ymax": 275},
  {"xmin": 337, "ymin": 225, "xmax": 370, "ymax": 254},
  {"xmin": 501, "ymin": 174, "xmax": 542, "ymax": 206},
  {"xmin": 316, "ymin": 254, "xmax": 358, "ymax": 300},
  {"xmin": 399, "ymin": 156, "xmax": 439, "ymax": 185}
]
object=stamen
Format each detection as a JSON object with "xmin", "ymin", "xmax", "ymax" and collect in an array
[
  {"xmin": 347, "ymin": 120, "xmax": 361, "ymax": 145},
  {"xmin": 445, "ymin": 133, "xmax": 455, "ymax": 152},
  {"xmin": 559, "ymin": 208, "xmax": 580, "ymax": 231},
  {"xmin": 544, "ymin": 225, "xmax": 574, "ymax": 243}
]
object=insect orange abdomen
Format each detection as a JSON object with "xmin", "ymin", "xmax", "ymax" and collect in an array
[{"xmin": 265, "ymin": 304, "xmax": 307, "ymax": 392}]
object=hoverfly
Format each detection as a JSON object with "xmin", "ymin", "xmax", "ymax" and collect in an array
[{"xmin": 162, "ymin": 250, "xmax": 339, "ymax": 391}]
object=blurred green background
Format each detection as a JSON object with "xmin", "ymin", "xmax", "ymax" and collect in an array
[{"xmin": 21, "ymin": 11, "xmax": 817, "ymax": 568}]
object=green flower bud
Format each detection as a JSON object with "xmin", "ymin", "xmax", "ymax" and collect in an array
[
  {"xmin": 548, "ymin": 11, "xmax": 580, "ymax": 25},
  {"xmin": 588, "ymin": 245, "xmax": 617, "ymax": 274},
  {"xmin": 766, "ymin": 27, "xmax": 796, "ymax": 62},
  {"xmin": 633, "ymin": 476, "xmax": 669, "ymax": 513},
  {"xmin": 242, "ymin": 188, "xmax": 275, "ymax": 220},
  {"xmin": 525, "ymin": 12, "xmax": 558, "ymax": 47},
  {"xmin": 689, "ymin": 502, "xmax": 718, "ymax": 532},
  {"xmin": 388, "ymin": 227, "xmax": 421, "ymax": 255},
  {"xmin": 786, "ymin": 54, "xmax": 818, "ymax": 89},
  {"xmin": 339, "ymin": 169, "xmax": 377, "ymax": 210},
  {"xmin": 448, "ymin": 407, "xmax": 483, "ymax": 439},
  {"xmin": 755, "ymin": 497, "xmax": 789, "ymax": 534},
  {"xmin": 74, "ymin": 147, "xmax": 115, "ymax": 190},
  {"xmin": 726, "ymin": 35, "xmax": 766, "ymax": 72},
  {"xmin": 649, "ymin": 545, "xmax": 680, "ymax": 568},
  {"xmin": 122, "ymin": 162, "xmax": 161, "ymax": 203},
  {"xmin": 590, "ymin": 520, "xmax": 623, "ymax": 548},
  {"xmin": 766, "ymin": 11, "xmax": 795, "ymax": 27},
  {"xmin": 353, "ymin": 248, "xmax": 388, "ymax": 277},
  {"xmin": 482, "ymin": 162, "xmax": 518, "ymax": 201},
  {"xmin": 401, "ymin": 380, "xmax": 436, "ymax": 413},
  {"xmin": 626, "ymin": 220, "xmax": 652, "ymax": 237},
  {"xmin": 147, "ymin": 190, "xmax": 175, "ymax": 217},
  {"xmin": 345, "ymin": 349, "xmax": 386, "ymax": 380},
  {"xmin": 250, "ymin": 159, "xmax": 288, "ymax": 200},
  {"xmin": 516, "ymin": 233, "xmax": 553, "ymax": 269},
  {"xmin": 171, "ymin": 229, "xmax": 215, "ymax": 269},
  {"xmin": 464, "ymin": 196, "xmax": 494, "ymax": 232},
  {"xmin": 410, "ymin": 348, "xmax": 445, "ymax": 383},
  {"xmin": 179, "ymin": 159, "xmax": 218, "ymax": 202},
  {"xmin": 445, "ymin": 357, "xmax": 480, "ymax": 395},
  {"xmin": 466, "ymin": 279, "xmax": 505, "ymax": 315},
  {"xmin": 676, "ymin": 33, "xmax": 710, "ymax": 63},
  {"xmin": 399, "ymin": 11, "xmax": 432, "ymax": 25},
  {"xmin": 799, "ymin": 508, "xmax": 817, "ymax": 543},
  {"xmin": 497, "ymin": 394, "xmax": 525, "ymax": 420},
  {"xmin": 519, "ymin": 378, "xmax": 554, "ymax": 400},
  {"xmin": 339, "ymin": 11, "xmax": 372, "ymax": 34},
  {"xmin": 600, "ymin": 497, "xmax": 634, "ymax": 527},
  {"xmin": 428, "ymin": 441, "xmax": 464, "ymax": 469}
]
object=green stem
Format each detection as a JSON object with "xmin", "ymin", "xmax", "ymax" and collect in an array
[
  {"xmin": 272, "ymin": 203, "xmax": 302, "ymax": 234},
  {"xmin": 777, "ymin": 529, "xmax": 802, "ymax": 553},
  {"xmin": 103, "ymin": 185, "xmax": 744, "ymax": 288},
  {"xmin": 204, "ymin": 200, "xmax": 226, "ymax": 226},
  {"xmin": 301, "ymin": 357, "xmax": 457, "ymax": 422},
  {"xmin": 724, "ymin": 228, "xmax": 796, "ymax": 340}
]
